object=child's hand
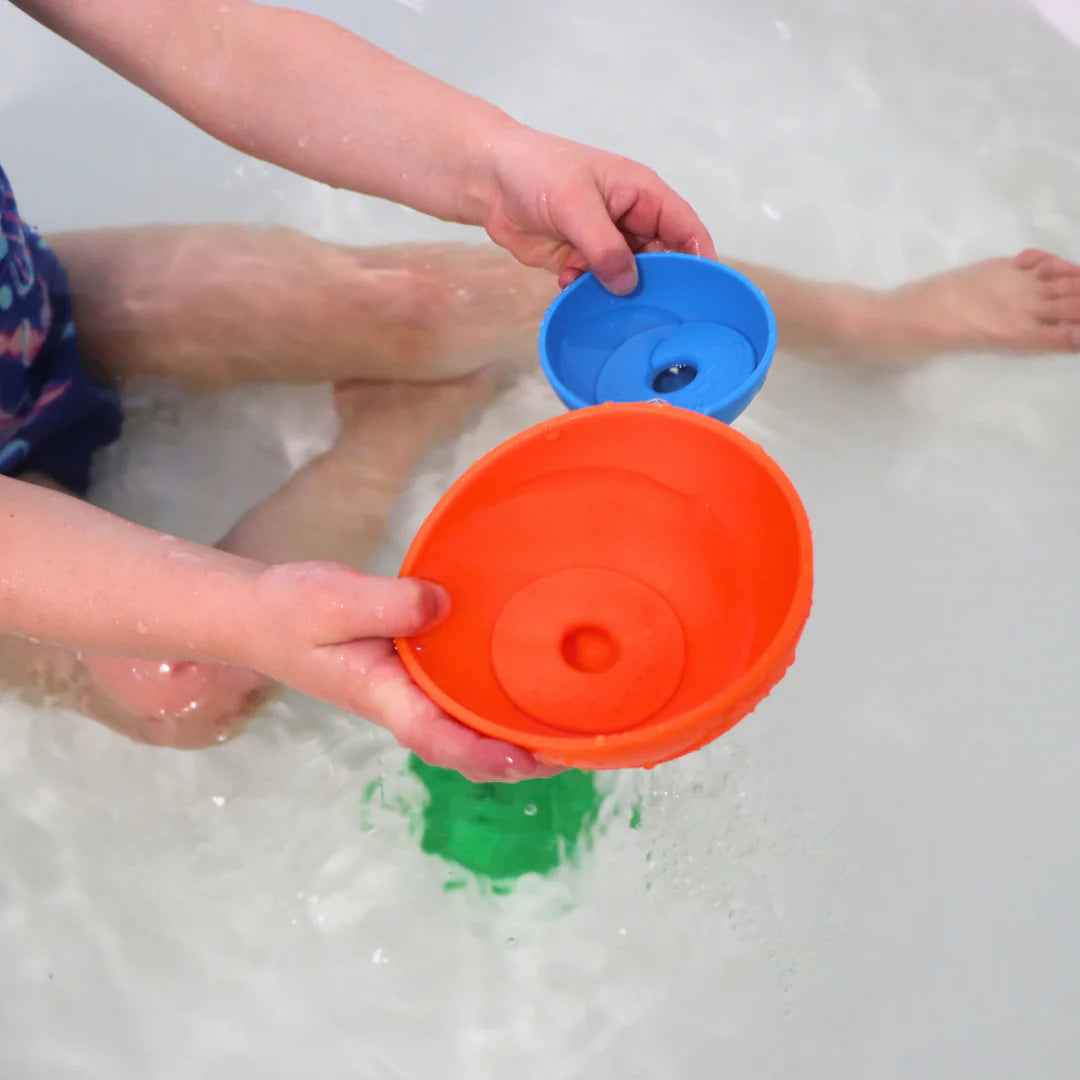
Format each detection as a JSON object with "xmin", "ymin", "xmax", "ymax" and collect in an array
[
  {"xmin": 481, "ymin": 125, "xmax": 717, "ymax": 295},
  {"xmin": 248, "ymin": 561, "xmax": 554, "ymax": 782}
]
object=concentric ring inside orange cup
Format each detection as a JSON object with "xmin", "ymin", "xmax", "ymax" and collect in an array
[{"xmin": 397, "ymin": 402, "xmax": 813, "ymax": 770}]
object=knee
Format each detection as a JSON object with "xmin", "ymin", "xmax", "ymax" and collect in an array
[{"xmin": 85, "ymin": 655, "xmax": 276, "ymax": 749}]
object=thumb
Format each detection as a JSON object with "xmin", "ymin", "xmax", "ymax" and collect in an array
[
  {"xmin": 334, "ymin": 574, "xmax": 451, "ymax": 641},
  {"xmin": 255, "ymin": 563, "xmax": 452, "ymax": 644}
]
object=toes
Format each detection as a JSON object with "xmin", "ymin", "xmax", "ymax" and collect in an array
[
  {"xmin": 1042, "ymin": 277, "xmax": 1080, "ymax": 301},
  {"xmin": 1035, "ymin": 255, "xmax": 1080, "ymax": 281},
  {"xmin": 1026, "ymin": 324, "xmax": 1080, "ymax": 354},
  {"xmin": 1014, "ymin": 250, "xmax": 1080, "ymax": 279},
  {"xmin": 1015, "ymin": 248, "xmax": 1051, "ymax": 270},
  {"xmin": 1041, "ymin": 297, "xmax": 1080, "ymax": 325}
]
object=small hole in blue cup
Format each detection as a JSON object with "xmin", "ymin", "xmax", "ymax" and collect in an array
[{"xmin": 651, "ymin": 363, "xmax": 698, "ymax": 394}]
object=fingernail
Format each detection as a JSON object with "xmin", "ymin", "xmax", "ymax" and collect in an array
[
  {"xmin": 608, "ymin": 267, "xmax": 639, "ymax": 296},
  {"xmin": 502, "ymin": 753, "xmax": 538, "ymax": 782},
  {"xmin": 425, "ymin": 582, "xmax": 452, "ymax": 624}
]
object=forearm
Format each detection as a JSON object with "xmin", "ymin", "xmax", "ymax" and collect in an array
[
  {"xmin": 0, "ymin": 475, "xmax": 263, "ymax": 661},
  {"xmin": 15, "ymin": 0, "xmax": 510, "ymax": 225}
]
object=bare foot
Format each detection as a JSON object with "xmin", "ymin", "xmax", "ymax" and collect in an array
[{"xmin": 861, "ymin": 249, "xmax": 1080, "ymax": 359}]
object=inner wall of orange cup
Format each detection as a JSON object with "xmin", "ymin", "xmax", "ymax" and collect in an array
[{"xmin": 398, "ymin": 405, "xmax": 808, "ymax": 746}]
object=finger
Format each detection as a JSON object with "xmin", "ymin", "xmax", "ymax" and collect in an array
[
  {"xmin": 557, "ymin": 185, "xmax": 639, "ymax": 295},
  {"xmin": 616, "ymin": 183, "xmax": 717, "ymax": 261},
  {"xmin": 356, "ymin": 645, "xmax": 548, "ymax": 782}
]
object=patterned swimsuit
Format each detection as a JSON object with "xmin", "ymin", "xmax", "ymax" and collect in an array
[{"xmin": 0, "ymin": 162, "xmax": 122, "ymax": 494}]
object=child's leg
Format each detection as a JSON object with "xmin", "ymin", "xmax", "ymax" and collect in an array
[
  {"xmin": 48, "ymin": 226, "xmax": 558, "ymax": 387},
  {"xmin": 50, "ymin": 227, "xmax": 1080, "ymax": 385},
  {"xmin": 4, "ymin": 372, "xmax": 506, "ymax": 749},
  {"xmin": 724, "ymin": 250, "xmax": 1080, "ymax": 358},
  {"xmin": 215, "ymin": 374, "xmax": 498, "ymax": 565}
]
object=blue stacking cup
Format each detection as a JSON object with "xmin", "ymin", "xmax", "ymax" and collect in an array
[{"xmin": 539, "ymin": 253, "xmax": 777, "ymax": 423}]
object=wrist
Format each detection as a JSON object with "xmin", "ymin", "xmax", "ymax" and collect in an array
[
  {"xmin": 199, "ymin": 557, "xmax": 277, "ymax": 670},
  {"xmin": 456, "ymin": 111, "xmax": 528, "ymax": 228}
]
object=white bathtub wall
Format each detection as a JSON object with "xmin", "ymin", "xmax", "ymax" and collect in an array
[{"xmin": 2, "ymin": 1, "xmax": 1080, "ymax": 1078}]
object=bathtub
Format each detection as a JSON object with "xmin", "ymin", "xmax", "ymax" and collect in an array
[{"xmin": 2, "ymin": 0, "xmax": 1080, "ymax": 1077}]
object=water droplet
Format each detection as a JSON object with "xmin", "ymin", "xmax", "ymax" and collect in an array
[
  {"xmin": 523, "ymin": 803, "xmax": 538, "ymax": 817},
  {"xmin": 297, "ymin": 134, "xmax": 311, "ymax": 149},
  {"xmin": 211, "ymin": 795, "xmax": 226, "ymax": 807},
  {"xmin": 135, "ymin": 621, "xmax": 148, "ymax": 635}
]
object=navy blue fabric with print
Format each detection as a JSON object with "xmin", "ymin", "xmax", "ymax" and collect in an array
[{"xmin": 0, "ymin": 163, "xmax": 122, "ymax": 494}]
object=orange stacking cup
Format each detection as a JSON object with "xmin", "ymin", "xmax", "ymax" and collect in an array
[{"xmin": 397, "ymin": 402, "xmax": 812, "ymax": 770}]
